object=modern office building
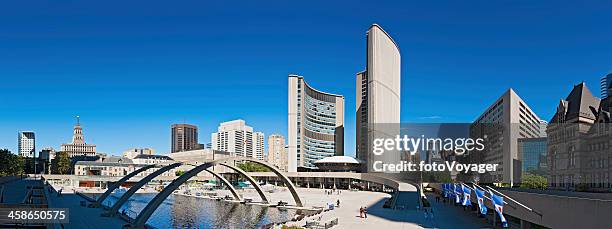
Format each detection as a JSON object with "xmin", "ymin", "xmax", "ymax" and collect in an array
[
  {"xmin": 18, "ymin": 131, "xmax": 35, "ymax": 158},
  {"xmin": 39, "ymin": 147, "xmax": 56, "ymax": 162},
  {"xmin": 171, "ymin": 124, "xmax": 199, "ymax": 153},
  {"xmin": 469, "ymin": 89, "xmax": 545, "ymax": 185},
  {"xmin": 518, "ymin": 137, "xmax": 548, "ymax": 176},
  {"xmin": 61, "ymin": 117, "xmax": 97, "ymax": 157},
  {"xmin": 601, "ymin": 72, "xmax": 612, "ymax": 99},
  {"xmin": 211, "ymin": 119, "xmax": 264, "ymax": 160},
  {"xmin": 253, "ymin": 132, "xmax": 265, "ymax": 161},
  {"xmin": 266, "ymin": 134, "xmax": 288, "ymax": 172},
  {"xmin": 356, "ymin": 24, "xmax": 401, "ymax": 172},
  {"xmin": 547, "ymin": 82, "xmax": 611, "ymax": 191},
  {"xmin": 288, "ymin": 75, "xmax": 345, "ymax": 172},
  {"xmin": 123, "ymin": 148, "xmax": 155, "ymax": 159}
]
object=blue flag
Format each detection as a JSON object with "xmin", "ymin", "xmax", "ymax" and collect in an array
[
  {"xmin": 489, "ymin": 190, "xmax": 508, "ymax": 228},
  {"xmin": 462, "ymin": 184, "xmax": 471, "ymax": 206},
  {"xmin": 454, "ymin": 184, "xmax": 462, "ymax": 204},
  {"xmin": 474, "ymin": 186, "xmax": 487, "ymax": 215},
  {"xmin": 443, "ymin": 184, "xmax": 448, "ymax": 198}
]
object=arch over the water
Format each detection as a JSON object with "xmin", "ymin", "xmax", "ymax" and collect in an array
[
  {"xmin": 204, "ymin": 168, "xmax": 241, "ymax": 201},
  {"xmin": 105, "ymin": 162, "xmax": 182, "ymax": 216},
  {"xmin": 94, "ymin": 164, "xmax": 156, "ymax": 207},
  {"xmin": 218, "ymin": 163, "xmax": 269, "ymax": 203},
  {"xmin": 242, "ymin": 160, "xmax": 303, "ymax": 207},
  {"xmin": 131, "ymin": 157, "xmax": 302, "ymax": 228}
]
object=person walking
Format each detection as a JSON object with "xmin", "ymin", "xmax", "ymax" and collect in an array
[
  {"xmin": 359, "ymin": 207, "xmax": 363, "ymax": 218},
  {"xmin": 337, "ymin": 199, "xmax": 340, "ymax": 208},
  {"xmin": 363, "ymin": 207, "xmax": 368, "ymax": 218}
]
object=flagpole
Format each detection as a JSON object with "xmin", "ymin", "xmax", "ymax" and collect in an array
[
  {"xmin": 464, "ymin": 183, "xmax": 492, "ymax": 201},
  {"xmin": 485, "ymin": 186, "xmax": 542, "ymax": 217}
]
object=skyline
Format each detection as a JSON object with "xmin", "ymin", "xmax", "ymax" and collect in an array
[{"xmin": 2, "ymin": 1, "xmax": 612, "ymax": 156}]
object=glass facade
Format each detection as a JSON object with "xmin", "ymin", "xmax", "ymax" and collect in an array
[
  {"xmin": 289, "ymin": 75, "xmax": 344, "ymax": 169},
  {"xmin": 518, "ymin": 137, "xmax": 547, "ymax": 174}
]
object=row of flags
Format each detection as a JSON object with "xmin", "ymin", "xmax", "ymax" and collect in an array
[{"xmin": 442, "ymin": 183, "xmax": 508, "ymax": 227}]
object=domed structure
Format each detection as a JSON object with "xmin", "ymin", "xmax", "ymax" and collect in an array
[{"xmin": 313, "ymin": 156, "xmax": 363, "ymax": 172}]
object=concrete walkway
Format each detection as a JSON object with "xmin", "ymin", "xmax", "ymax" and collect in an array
[
  {"xmin": 232, "ymin": 188, "xmax": 491, "ymax": 229},
  {"xmin": 1, "ymin": 178, "xmax": 40, "ymax": 204},
  {"xmin": 423, "ymin": 193, "xmax": 492, "ymax": 229},
  {"xmin": 46, "ymin": 187, "xmax": 127, "ymax": 229}
]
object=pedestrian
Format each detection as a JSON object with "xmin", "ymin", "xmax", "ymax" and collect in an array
[
  {"xmin": 337, "ymin": 199, "xmax": 340, "ymax": 208},
  {"xmin": 359, "ymin": 207, "xmax": 363, "ymax": 218},
  {"xmin": 424, "ymin": 208, "xmax": 428, "ymax": 220},
  {"xmin": 363, "ymin": 207, "xmax": 368, "ymax": 218}
]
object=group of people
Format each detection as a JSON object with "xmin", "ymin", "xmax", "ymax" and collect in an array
[
  {"xmin": 358, "ymin": 206, "xmax": 368, "ymax": 218},
  {"xmin": 325, "ymin": 189, "xmax": 341, "ymax": 195}
]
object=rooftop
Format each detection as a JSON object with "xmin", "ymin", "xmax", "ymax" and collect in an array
[{"xmin": 314, "ymin": 156, "xmax": 362, "ymax": 164}]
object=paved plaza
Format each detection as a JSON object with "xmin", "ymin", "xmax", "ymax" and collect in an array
[{"xmin": 217, "ymin": 187, "xmax": 492, "ymax": 228}]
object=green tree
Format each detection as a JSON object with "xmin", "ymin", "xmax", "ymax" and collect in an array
[
  {"xmin": 237, "ymin": 162, "xmax": 271, "ymax": 172},
  {"xmin": 175, "ymin": 170, "xmax": 186, "ymax": 176},
  {"xmin": 520, "ymin": 173, "xmax": 548, "ymax": 189},
  {"xmin": 0, "ymin": 149, "xmax": 25, "ymax": 176},
  {"xmin": 53, "ymin": 152, "xmax": 72, "ymax": 175}
]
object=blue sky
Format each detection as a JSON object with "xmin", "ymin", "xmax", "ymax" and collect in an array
[{"xmin": 1, "ymin": 0, "xmax": 611, "ymax": 156}]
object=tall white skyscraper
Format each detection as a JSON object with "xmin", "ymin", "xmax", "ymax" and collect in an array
[
  {"xmin": 211, "ymin": 119, "xmax": 264, "ymax": 160},
  {"xmin": 253, "ymin": 132, "xmax": 265, "ymax": 161},
  {"xmin": 356, "ymin": 24, "xmax": 401, "ymax": 172},
  {"xmin": 288, "ymin": 75, "xmax": 345, "ymax": 172},
  {"xmin": 18, "ymin": 131, "xmax": 35, "ymax": 158}
]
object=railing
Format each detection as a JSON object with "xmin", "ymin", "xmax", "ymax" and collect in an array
[{"xmin": 304, "ymin": 218, "xmax": 338, "ymax": 229}]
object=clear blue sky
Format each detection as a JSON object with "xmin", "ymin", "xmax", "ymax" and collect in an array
[{"xmin": 1, "ymin": 0, "xmax": 611, "ymax": 156}]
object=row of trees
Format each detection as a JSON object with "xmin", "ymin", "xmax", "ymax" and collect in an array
[
  {"xmin": 237, "ymin": 162, "xmax": 272, "ymax": 172},
  {"xmin": 0, "ymin": 149, "xmax": 72, "ymax": 176}
]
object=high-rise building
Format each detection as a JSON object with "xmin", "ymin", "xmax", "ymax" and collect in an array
[
  {"xmin": 211, "ymin": 119, "xmax": 264, "ymax": 160},
  {"xmin": 266, "ymin": 134, "xmax": 288, "ymax": 172},
  {"xmin": 601, "ymin": 72, "xmax": 612, "ymax": 99},
  {"xmin": 356, "ymin": 24, "xmax": 401, "ymax": 172},
  {"xmin": 61, "ymin": 116, "xmax": 97, "ymax": 157},
  {"xmin": 253, "ymin": 132, "xmax": 265, "ymax": 161},
  {"xmin": 288, "ymin": 75, "xmax": 345, "ymax": 172},
  {"xmin": 18, "ymin": 131, "xmax": 35, "ymax": 158},
  {"xmin": 171, "ymin": 124, "xmax": 199, "ymax": 153},
  {"xmin": 469, "ymin": 89, "xmax": 545, "ymax": 185}
]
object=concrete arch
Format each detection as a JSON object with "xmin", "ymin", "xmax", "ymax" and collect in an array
[
  {"xmin": 94, "ymin": 164, "xmax": 156, "ymax": 208},
  {"xmin": 204, "ymin": 168, "xmax": 241, "ymax": 201},
  {"xmin": 218, "ymin": 163, "xmax": 268, "ymax": 203},
  {"xmin": 131, "ymin": 161, "xmax": 216, "ymax": 228},
  {"xmin": 105, "ymin": 162, "xmax": 182, "ymax": 216},
  {"xmin": 131, "ymin": 157, "xmax": 301, "ymax": 228},
  {"xmin": 239, "ymin": 159, "xmax": 303, "ymax": 207}
]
